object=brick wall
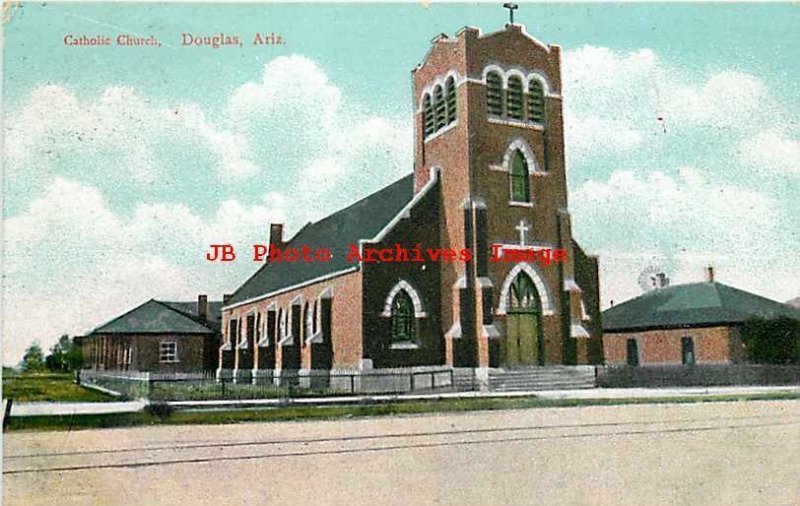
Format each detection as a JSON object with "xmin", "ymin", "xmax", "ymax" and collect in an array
[
  {"xmin": 222, "ymin": 270, "xmax": 363, "ymax": 372},
  {"xmin": 82, "ymin": 333, "xmax": 216, "ymax": 373},
  {"xmin": 604, "ymin": 326, "xmax": 738, "ymax": 366}
]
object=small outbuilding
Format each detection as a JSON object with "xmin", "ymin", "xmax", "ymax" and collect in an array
[
  {"xmin": 81, "ymin": 295, "xmax": 222, "ymax": 373},
  {"xmin": 603, "ymin": 271, "xmax": 800, "ymax": 366}
]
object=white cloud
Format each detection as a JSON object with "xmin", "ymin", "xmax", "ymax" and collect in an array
[
  {"xmin": 739, "ymin": 129, "xmax": 800, "ymax": 174},
  {"xmin": 561, "ymin": 46, "xmax": 788, "ymax": 163},
  {"xmin": 3, "ymin": 178, "xmax": 287, "ymax": 365},
  {"xmin": 572, "ymin": 167, "xmax": 799, "ymax": 307},
  {"xmin": 4, "ymin": 85, "xmax": 258, "ymax": 190}
]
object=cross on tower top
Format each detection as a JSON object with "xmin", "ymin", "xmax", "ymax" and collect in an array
[
  {"xmin": 503, "ymin": 3, "xmax": 519, "ymax": 24},
  {"xmin": 515, "ymin": 220, "xmax": 529, "ymax": 246}
]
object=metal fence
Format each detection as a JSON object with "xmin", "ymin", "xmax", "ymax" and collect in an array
[{"xmin": 80, "ymin": 368, "xmax": 457, "ymax": 401}]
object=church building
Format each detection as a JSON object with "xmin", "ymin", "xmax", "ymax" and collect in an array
[{"xmin": 218, "ymin": 21, "xmax": 603, "ymax": 382}]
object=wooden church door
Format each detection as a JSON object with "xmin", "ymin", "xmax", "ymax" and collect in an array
[{"xmin": 505, "ymin": 272, "xmax": 543, "ymax": 366}]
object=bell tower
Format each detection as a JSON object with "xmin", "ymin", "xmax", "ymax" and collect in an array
[{"xmin": 412, "ymin": 18, "xmax": 601, "ymax": 368}]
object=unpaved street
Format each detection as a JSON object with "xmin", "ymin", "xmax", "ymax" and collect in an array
[{"xmin": 4, "ymin": 400, "xmax": 799, "ymax": 505}]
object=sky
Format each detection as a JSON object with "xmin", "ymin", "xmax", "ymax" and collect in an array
[{"xmin": 3, "ymin": 2, "xmax": 799, "ymax": 365}]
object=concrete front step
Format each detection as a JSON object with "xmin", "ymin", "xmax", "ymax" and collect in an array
[{"xmin": 488, "ymin": 366, "xmax": 597, "ymax": 391}]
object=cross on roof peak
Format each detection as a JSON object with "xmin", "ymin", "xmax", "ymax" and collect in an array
[{"xmin": 503, "ymin": 3, "xmax": 519, "ymax": 24}]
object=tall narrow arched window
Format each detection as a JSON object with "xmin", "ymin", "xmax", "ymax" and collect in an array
[
  {"xmin": 528, "ymin": 78, "xmax": 545, "ymax": 124},
  {"xmin": 312, "ymin": 301, "xmax": 319, "ymax": 335},
  {"xmin": 507, "ymin": 76, "xmax": 524, "ymax": 120},
  {"xmin": 509, "ymin": 149, "xmax": 530, "ymax": 202},
  {"xmin": 304, "ymin": 301, "xmax": 312, "ymax": 344},
  {"xmin": 391, "ymin": 291, "xmax": 416, "ymax": 343},
  {"xmin": 486, "ymin": 71, "xmax": 503, "ymax": 116},
  {"xmin": 422, "ymin": 93, "xmax": 434, "ymax": 138},
  {"xmin": 433, "ymin": 85, "xmax": 445, "ymax": 131},
  {"xmin": 445, "ymin": 77, "xmax": 457, "ymax": 124}
]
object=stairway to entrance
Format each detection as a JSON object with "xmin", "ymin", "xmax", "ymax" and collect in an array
[{"xmin": 488, "ymin": 366, "xmax": 597, "ymax": 391}]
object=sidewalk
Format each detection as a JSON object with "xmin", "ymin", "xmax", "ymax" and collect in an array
[
  {"xmin": 7, "ymin": 385, "xmax": 798, "ymax": 416},
  {"xmin": 8, "ymin": 400, "xmax": 147, "ymax": 417}
]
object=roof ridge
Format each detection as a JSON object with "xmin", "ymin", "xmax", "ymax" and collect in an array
[
  {"xmin": 226, "ymin": 173, "xmax": 414, "ymax": 306},
  {"xmin": 153, "ymin": 300, "xmax": 217, "ymax": 330},
  {"xmin": 90, "ymin": 298, "xmax": 157, "ymax": 334},
  {"xmin": 298, "ymin": 173, "xmax": 413, "ymax": 233}
]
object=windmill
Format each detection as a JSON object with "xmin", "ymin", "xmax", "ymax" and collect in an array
[{"xmin": 638, "ymin": 262, "xmax": 670, "ymax": 293}]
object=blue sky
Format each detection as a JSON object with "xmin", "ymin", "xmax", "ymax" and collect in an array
[{"xmin": 3, "ymin": 2, "xmax": 799, "ymax": 364}]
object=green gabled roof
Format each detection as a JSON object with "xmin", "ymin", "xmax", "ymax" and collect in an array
[
  {"xmin": 228, "ymin": 174, "xmax": 417, "ymax": 306},
  {"xmin": 91, "ymin": 299, "xmax": 216, "ymax": 335},
  {"xmin": 603, "ymin": 281, "xmax": 800, "ymax": 332}
]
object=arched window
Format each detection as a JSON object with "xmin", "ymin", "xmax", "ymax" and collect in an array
[
  {"xmin": 486, "ymin": 71, "xmax": 503, "ymax": 116},
  {"xmin": 445, "ymin": 77, "xmax": 457, "ymax": 124},
  {"xmin": 312, "ymin": 301, "xmax": 319, "ymax": 335},
  {"xmin": 528, "ymin": 79, "xmax": 545, "ymax": 124},
  {"xmin": 509, "ymin": 272, "xmax": 540, "ymax": 310},
  {"xmin": 509, "ymin": 149, "xmax": 530, "ymax": 202},
  {"xmin": 304, "ymin": 301, "xmax": 312, "ymax": 343},
  {"xmin": 422, "ymin": 94, "xmax": 434, "ymax": 138},
  {"xmin": 507, "ymin": 75, "xmax": 524, "ymax": 120},
  {"xmin": 278, "ymin": 309, "xmax": 285, "ymax": 339},
  {"xmin": 391, "ymin": 291, "xmax": 416, "ymax": 343},
  {"xmin": 433, "ymin": 85, "xmax": 446, "ymax": 131}
]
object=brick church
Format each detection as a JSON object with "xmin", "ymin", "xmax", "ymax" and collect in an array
[{"xmin": 218, "ymin": 21, "xmax": 603, "ymax": 381}]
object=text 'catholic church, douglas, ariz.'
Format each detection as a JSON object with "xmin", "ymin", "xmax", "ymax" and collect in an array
[{"xmin": 216, "ymin": 18, "xmax": 604, "ymax": 382}]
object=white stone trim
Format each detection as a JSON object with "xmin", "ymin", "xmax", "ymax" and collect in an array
[
  {"xmin": 423, "ymin": 120, "xmax": 458, "ymax": 143},
  {"xmin": 418, "ymin": 69, "xmax": 462, "ymax": 109},
  {"xmin": 581, "ymin": 300, "xmax": 592, "ymax": 322},
  {"xmin": 496, "ymin": 262, "xmax": 556, "ymax": 316},
  {"xmin": 223, "ymin": 266, "xmax": 357, "ymax": 310},
  {"xmin": 445, "ymin": 322, "xmax": 462, "ymax": 339},
  {"xmin": 487, "ymin": 117, "xmax": 545, "ymax": 130},
  {"xmin": 509, "ymin": 201, "xmax": 534, "ymax": 208},
  {"xmin": 571, "ymin": 323, "xmax": 590, "ymax": 338},
  {"xmin": 482, "ymin": 324, "xmax": 502, "ymax": 339},
  {"xmin": 495, "ymin": 242, "xmax": 555, "ymax": 252},
  {"xmin": 564, "ymin": 278, "xmax": 582, "ymax": 291},
  {"xmin": 381, "ymin": 279, "xmax": 427, "ymax": 318},
  {"xmin": 482, "ymin": 64, "xmax": 507, "ymax": 87},
  {"xmin": 305, "ymin": 331, "xmax": 323, "ymax": 345},
  {"xmin": 503, "ymin": 138, "xmax": 541, "ymax": 173},
  {"xmin": 480, "ymin": 61, "xmax": 558, "ymax": 97},
  {"xmin": 390, "ymin": 341, "xmax": 420, "ymax": 350},
  {"xmin": 477, "ymin": 276, "xmax": 493, "ymax": 288}
]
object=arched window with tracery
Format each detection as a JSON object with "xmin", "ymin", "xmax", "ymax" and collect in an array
[
  {"xmin": 391, "ymin": 291, "xmax": 416, "ymax": 343},
  {"xmin": 507, "ymin": 75, "xmax": 524, "ymax": 120},
  {"xmin": 433, "ymin": 85, "xmax": 446, "ymax": 131},
  {"xmin": 509, "ymin": 273, "xmax": 541, "ymax": 311},
  {"xmin": 509, "ymin": 149, "xmax": 530, "ymax": 202},
  {"xmin": 422, "ymin": 93, "xmax": 434, "ymax": 137},
  {"xmin": 528, "ymin": 78, "xmax": 545, "ymax": 124},
  {"xmin": 486, "ymin": 71, "xmax": 503, "ymax": 116},
  {"xmin": 445, "ymin": 77, "xmax": 457, "ymax": 124}
]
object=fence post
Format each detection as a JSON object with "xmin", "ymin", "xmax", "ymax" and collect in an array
[{"xmin": 350, "ymin": 374, "xmax": 355, "ymax": 394}]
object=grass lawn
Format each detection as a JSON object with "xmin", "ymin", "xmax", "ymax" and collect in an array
[
  {"xmin": 5, "ymin": 391, "xmax": 798, "ymax": 432},
  {"xmin": 2, "ymin": 373, "xmax": 114, "ymax": 403}
]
